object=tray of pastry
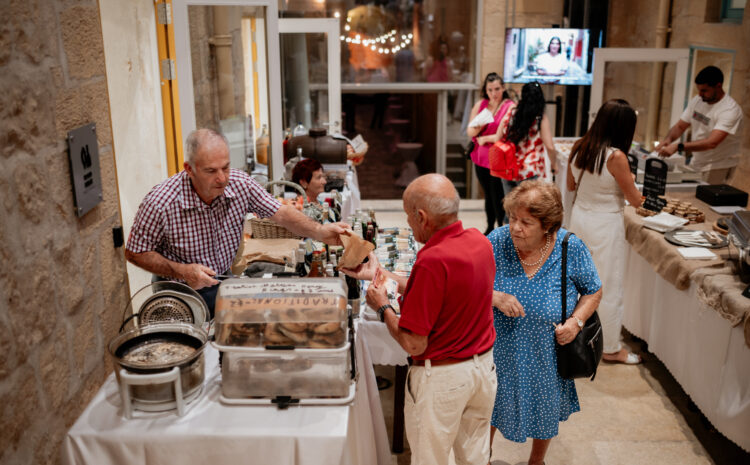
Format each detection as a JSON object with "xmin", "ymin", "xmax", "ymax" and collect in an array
[
  {"xmin": 214, "ymin": 278, "xmax": 348, "ymax": 348},
  {"xmin": 218, "ymin": 343, "xmax": 353, "ymax": 401},
  {"xmin": 664, "ymin": 229, "xmax": 728, "ymax": 249}
]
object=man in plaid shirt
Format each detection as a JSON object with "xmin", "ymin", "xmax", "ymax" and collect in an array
[{"xmin": 125, "ymin": 128, "xmax": 347, "ymax": 313}]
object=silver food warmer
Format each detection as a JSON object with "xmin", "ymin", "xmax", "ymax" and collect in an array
[{"xmin": 108, "ymin": 281, "xmax": 209, "ymax": 418}]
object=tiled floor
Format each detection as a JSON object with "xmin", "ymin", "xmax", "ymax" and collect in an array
[{"xmin": 364, "ymin": 201, "xmax": 750, "ymax": 465}]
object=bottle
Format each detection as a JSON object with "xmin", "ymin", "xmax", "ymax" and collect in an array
[
  {"xmin": 368, "ymin": 208, "xmax": 378, "ymax": 236},
  {"xmin": 345, "ymin": 274, "xmax": 361, "ymax": 302},
  {"xmin": 325, "ymin": 263, "xmax": 335, "ymax": 277},
  {"xmin": 295, "ymin": 247, "xmax": 308, "ymax": 277},
  {"xmin": 256, "ymin": 124, "xmax": 269, "ymax": 165},
  {"xmin": 293, "ymin": 122, "xmax": 307, "ymax": 137},
  {"xmin": 307, "ymin": 251, "xmax": 325, "ymax": 277},
  {"xmin": 329, "ymin": 253, "xmax": 339, "ymax": 277}
]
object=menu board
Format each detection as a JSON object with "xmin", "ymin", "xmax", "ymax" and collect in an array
[{"xmin": 642, "ymin": 158, "xmax": 668, "ymax": 212}]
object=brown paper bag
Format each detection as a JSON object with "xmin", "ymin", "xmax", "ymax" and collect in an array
[
  {"xmin": 339, "ymin": 231, "xmax": 375, "ymax": 269},
  {"xmin": 230, "ymin": 238, "xmax": 300, "ymax": 275}
]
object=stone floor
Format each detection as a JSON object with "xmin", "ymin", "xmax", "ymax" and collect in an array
[{"xmin": 363, "ymin": 200, "xmax": 750, "ymax": 465}]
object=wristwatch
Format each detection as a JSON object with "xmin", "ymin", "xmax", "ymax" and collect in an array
[
  {"xmin": 572, "ymin": 315, "xmax": 584, "ymax": 329},
  {"xmin": 677, "ymin": 142, "xmax": 685, "ymax": 153},
  {"xmin": 377, "ymin": 304, "xmax": 393, "ymax": 323}
]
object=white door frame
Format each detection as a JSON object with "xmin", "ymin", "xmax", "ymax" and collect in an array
[
  {"xmin": 589, "ymin": 48, "xmax": 690, "ymax": 128},
  {"xmin": 278, "ymin": 18, "xmax": 342, "ymax": 136},
  {"xmin": 172, "ymin": 0, "xmax": 284, "ymax": 180}
]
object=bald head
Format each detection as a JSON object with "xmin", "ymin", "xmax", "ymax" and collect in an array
[
  {"xmin": 185, "ymin": 128, "xmax": 229, "ymax": 167},
  {"xmin": 403, "ymin": 174, "xmax": 460, "ymax": 229}
]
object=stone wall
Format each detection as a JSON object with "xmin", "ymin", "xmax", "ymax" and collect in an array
[
  {"xmin": 607, "ymin": 0, "xmax": 750, "ymax": 192},
  {"xmin": 0, "ymin": 1, "xmax": 129, "ymax": 464}
]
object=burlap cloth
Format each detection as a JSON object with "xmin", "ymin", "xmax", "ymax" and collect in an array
[{"xmin": 623, "ymin": 191, "xmax": 750, "ymax": 347}]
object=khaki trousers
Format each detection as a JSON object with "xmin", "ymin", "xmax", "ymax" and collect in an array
[{"xmin": 404, "ymin": 350, "xmax": 497, "ymax": 465}]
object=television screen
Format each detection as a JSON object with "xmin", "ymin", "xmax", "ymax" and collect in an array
[{"xmin": 503, "ymin": 28, "xmax": 594, "ymax": 86}]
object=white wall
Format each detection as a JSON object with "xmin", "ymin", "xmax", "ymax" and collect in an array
[{"xmin": 99, "ymin": 0, "xmax": 168, "ymax": 296}]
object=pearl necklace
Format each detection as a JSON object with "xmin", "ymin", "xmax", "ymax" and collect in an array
[{"xmin": 516, "ymin": 234, "xmax": 551, "ymax": 277}]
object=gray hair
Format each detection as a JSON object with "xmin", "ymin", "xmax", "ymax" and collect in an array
[{"xmin": 185, "ymin": 128, "xmax": 229, "ymax": 167}]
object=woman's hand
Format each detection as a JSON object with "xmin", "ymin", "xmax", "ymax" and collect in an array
[
  {"xmin": 554, "ymin": 318, "xmax": 581, "ymax": 345},
  {"xmin": 492, "ymin": 291, "xmax": 525, "ymax": 317}
]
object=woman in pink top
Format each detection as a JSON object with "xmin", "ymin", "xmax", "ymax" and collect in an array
[{"xmin": 466, "ymin": 73, "xmax": 515, "ymax": 234}]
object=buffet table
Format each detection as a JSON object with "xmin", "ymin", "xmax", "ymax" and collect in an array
[
  {"xmin": 61, "ymin": 320, "xmax": 391, "ymax": 465},
  {"xmin": 621, "ymin": 193, "xmax": 750, "ymax": 452}
]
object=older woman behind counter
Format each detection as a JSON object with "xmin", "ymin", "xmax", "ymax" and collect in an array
[{"xmin": 487, "ymin": 181, "xmax": 602, "ymax": 465}]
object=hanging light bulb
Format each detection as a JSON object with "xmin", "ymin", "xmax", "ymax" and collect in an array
[{"xmin": 344, "ymin": 24, "xmax": 350, "ymax": 31}]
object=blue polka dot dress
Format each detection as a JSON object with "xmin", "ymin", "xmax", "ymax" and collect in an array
[{"xmin": 487, "ymin": 226, "xmax": 601, "ymax": 442}]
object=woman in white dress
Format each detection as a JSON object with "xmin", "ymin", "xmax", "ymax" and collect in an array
[{"xmin": 566, "ymin": 99, "xmax": 644, "ymax": 364}]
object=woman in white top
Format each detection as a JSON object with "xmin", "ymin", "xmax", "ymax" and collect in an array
[
  {"xmin": 535, "ymin": 37, "xmax": 568, "ymax": 76},
  {"xmin": 566, "ymin": 99, "xmax": 643, "ymax": 364}
]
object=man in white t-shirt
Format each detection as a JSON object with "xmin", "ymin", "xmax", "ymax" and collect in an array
[{"xmin": 657, "ymin": 66, "xmax": 743, "ymax": 183}]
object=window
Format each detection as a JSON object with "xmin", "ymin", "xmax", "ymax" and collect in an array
[
  {"xmin": 279, "ymin": 1, "xmax": 479, "ymax": 85},
  {"xmin": 722, "ymin": 0, "xmax": 745, "ymax": 22}
]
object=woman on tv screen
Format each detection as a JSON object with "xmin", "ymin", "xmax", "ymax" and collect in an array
[{"xmin": 534, "ymin": 37, "xmax": 568, "ymax": 76}]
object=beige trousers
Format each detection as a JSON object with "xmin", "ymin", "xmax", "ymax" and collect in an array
[{"xmin": 404, "ymin": 350, "xmax": 497, "ymax": 465}]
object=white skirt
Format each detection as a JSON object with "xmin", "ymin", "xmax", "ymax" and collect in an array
[{"xmin": 568, "ymin": 205, "xmax": 626, "ymax": 353}]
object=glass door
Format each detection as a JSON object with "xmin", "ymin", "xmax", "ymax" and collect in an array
[
  {"xmin": 172, "ymin": 0, "xmax": 284, "ymax": 180},
  {"xmin": 278, "ymin": 18, "xmax": 342, "ymax": 137}
]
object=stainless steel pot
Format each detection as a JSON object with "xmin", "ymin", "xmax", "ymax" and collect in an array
[{"xmin": 108, "ymin": 322, "xmax": 208, "ymax": 405}]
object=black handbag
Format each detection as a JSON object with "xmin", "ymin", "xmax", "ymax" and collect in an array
[
  {"xmin": 555, "ymin": 232, "xmax": 603, "ymax": 380},
  {"xmin": 463, "ymin": 140, "xmax": 476, "ymax": 160}
]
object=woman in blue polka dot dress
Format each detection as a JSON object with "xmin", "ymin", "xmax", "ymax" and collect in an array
[{"xmin": 487, "ymin": 181, "xmax": 602, "ymax": 465}]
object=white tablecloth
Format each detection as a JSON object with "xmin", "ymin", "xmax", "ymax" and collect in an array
[
  {"xmin": 357, "ymin": 319, "xmax": 408, "ymax": 366},
  {"xmin": 62, "ymin": 321, "xmax": 391, "ymax": 465},
  {"xmin": 622, "ymin": 248, "xmax": 750, "ymax": 453}
]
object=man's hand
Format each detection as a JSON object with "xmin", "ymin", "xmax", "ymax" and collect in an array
[
  {"xmin": 492, "ymin": 291, "xmax": 525, "ymax": 317},
  {"xmin": 339, "ymin": 252, "xmax": 380, "ymax": 281},
  {"xmin": 365, "ymin": 279, "xmax": 389, "ymax": 311},
  {"xmin": 180, "ymin": 263, "xmax": 219, "ymax": 290},
  {"xmin": 656, "ymin": 142, "xmax": 678, "ymax": 158},
  {"xmin": 319, "ymin": 222, "xmax": 350, "ymax": 246}
]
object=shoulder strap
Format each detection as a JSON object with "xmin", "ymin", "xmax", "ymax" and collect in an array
[{"xmin": 561, "ymin": 232, "xmax": 572, "ymax": 321}]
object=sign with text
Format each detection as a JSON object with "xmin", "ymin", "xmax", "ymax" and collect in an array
[
  {"xmin": 67, "ymin": 123, "xmax": 102, "ymax": 217},
  {"xmin": 642, "ymin": 158, "xmax": 668, "ymax": 212}
]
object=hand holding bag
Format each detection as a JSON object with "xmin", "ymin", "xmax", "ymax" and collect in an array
[{"xmin": 555, "ymin": 232, "xmax": 603, "ymax": 380}]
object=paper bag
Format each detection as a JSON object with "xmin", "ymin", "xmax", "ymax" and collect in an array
[
  {"xmin": 339, "ymin": 232, "xmax": 375, "ymax": 269},
  {"xmin": 230, "ymin": 238, "xmax": 300, "ymax": 275}
]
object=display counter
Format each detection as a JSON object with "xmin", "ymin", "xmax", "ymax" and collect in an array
[
  {"xmin": 61, "ymin": 320, "xmax": 391, "ymax": 465},
  {"xmin": 621, "ymin": 192, "xmax": 750, "ymax": 452}
]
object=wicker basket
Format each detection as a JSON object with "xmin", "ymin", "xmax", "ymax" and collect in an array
[
  {"xmin": 249, "ymin": 180, "xmax": 309, "ymax": 239},
  {"xmin": 249, "ymin": 217, "xmax": 302, "ymax": 239}
]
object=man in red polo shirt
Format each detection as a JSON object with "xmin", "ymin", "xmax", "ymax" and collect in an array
[{"xmin": 344, "ymin": 174, "xmax": 497, "ymax": 465}]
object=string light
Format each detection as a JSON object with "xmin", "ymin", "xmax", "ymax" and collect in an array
[{"xmin": 340, "ymin": 28, "xmax": 412, "ymax": 55}]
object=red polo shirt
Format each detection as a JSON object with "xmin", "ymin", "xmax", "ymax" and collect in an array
[{"xmin": 398, "ymin": 221, "xmax": 496, "ymax": 361}]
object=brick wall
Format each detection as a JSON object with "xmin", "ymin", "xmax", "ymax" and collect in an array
[{"xmin": 0, "ymin": 1, "xmax": 129, "ymax": 464}]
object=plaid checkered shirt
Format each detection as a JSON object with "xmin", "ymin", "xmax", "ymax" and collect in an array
[{"xmin": 126, "ymin": 169, "xmax": 281, "ymax": 275}]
